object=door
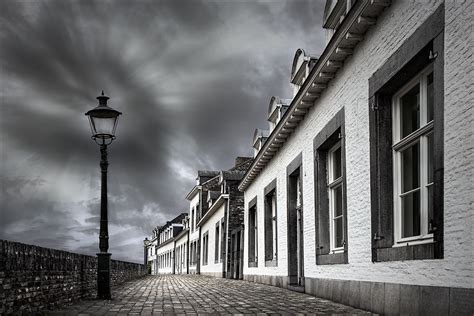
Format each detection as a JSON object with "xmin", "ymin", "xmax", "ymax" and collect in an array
[
  {"xmin": 288, "ymin": 167, "xmax": 304, "ymax": 287},
  {"xmin": 230, "ymin": 228, "xmax": 243, "ymax": 279}
]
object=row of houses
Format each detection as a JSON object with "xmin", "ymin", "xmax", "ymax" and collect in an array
[
  {"xmin": 144, "ymin": 0, "xmax": 473, "ymax": 314},
  {"xmin": 144, "ymin": 157, "xmax": 252, "ymax": 278}
]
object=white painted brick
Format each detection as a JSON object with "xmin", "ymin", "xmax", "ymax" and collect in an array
[
  {"xmin": 243, "ymin": 0, "xmax": 473, "ymax": 289},
  {"xmin": 200, "ymin": 204, "xmax": 225, "ymax": 274}
]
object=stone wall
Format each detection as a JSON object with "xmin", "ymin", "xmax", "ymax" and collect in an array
[{"xmin": 0, "ymin": 240, "xmax": 146, "ymax": 314}]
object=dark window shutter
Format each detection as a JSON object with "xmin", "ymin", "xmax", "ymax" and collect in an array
[
  {"xmin": 264, "ymin": 194, "xmax": 273, "ymax": 261},
  {"xmin": 369, "ymin": 94, "xmax": 394, "ymax": 255},
  {"xmin": 432, "ymin": 30, "xmax": 444, "ymax": 259},
  {"xmin": 316, "ymin": 153, "xmax": 330, "ymax": 256}
]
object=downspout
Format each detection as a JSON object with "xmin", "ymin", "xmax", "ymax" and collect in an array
[
  {"xmin": 186, "ymin": 230, "xmax": 190, "ymax": 274},
  {"xmin": 173, "ymin": 239, "xmax": 176, "ymax": 275},
  {"xmin": 225, "ymin": 193, "xmax": 231, "ymax": 278},
  {"xmin": 222, "ymin": 197, "xmax": 229, "ymax": 278}
]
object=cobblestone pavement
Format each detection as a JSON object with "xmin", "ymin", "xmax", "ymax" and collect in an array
[{"xmin": 50, "ymin": 275, "xmax": 369, "ymax": 315}]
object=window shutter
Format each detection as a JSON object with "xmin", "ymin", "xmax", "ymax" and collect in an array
[
  {"xmin": 431, "ymin": 31, "xmax": 444, "ymax": 259},
  {"xmin": 369, "ymin": 94, "xmax": 394, "ymax": 257},
  {"xmin": 316, "ymin": 153, "xmax": 330, "ymax": 256},
  {"xmin": 264, "ymin": 195, "xmax": 273, "ymax": 261}
]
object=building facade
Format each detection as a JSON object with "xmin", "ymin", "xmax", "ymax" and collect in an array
[
  {"xmin": 145, "ymin": 157, "xmax": 252, "ymax": 279},
  {"xmin": 239, "ymin": 0, "xmax": 473, "ymax": 314},
  {"xmin": 145, "ymin": 213, "xmax": 186, "ymax": 275}
]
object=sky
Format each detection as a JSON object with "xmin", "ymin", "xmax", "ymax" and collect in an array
[{"xmin": 0, "ymin": 0, "xmax": 325, "ymax": 263}]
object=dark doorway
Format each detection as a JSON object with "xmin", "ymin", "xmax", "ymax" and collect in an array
[
  {"xmin": 230, "ymin": 228, "xmax": 243, "ymax": 279},
  {"xmin": 288, "ymin": 166, "xmax": 304, "ymax": 288}
]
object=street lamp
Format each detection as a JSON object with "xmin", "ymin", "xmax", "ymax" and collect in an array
[{"xmin": 85, "ymin": 91, "xmax": 122, "ymax": 300}]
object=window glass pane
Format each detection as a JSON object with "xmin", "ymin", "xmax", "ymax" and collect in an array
[
  {"xmin": 401, "ymin": 191, "xmax": 421, "ymax": 238},
  {"xmin": 401, "ymin": 83, "xmax": 420, "ymax": 138},
  {"xmin": 427, "ymin": 133, "xmax": 434, "ymax": 184},
  {"xmin": 333, "ymin": 146, "xmax": 342, "ymax": 180},
  {"xmin": 334, "ymin": 217, "xmax": 344, "ymax": 248},
  {"xmin": 401, "ymin": 142, "xmax": 420, "ymax": 192},
  {"xmin": 334, "ymin": 185, "xmax": 343, "ymax": 217},
  {"xmin": 427, "ymin": 72, "xmax": 434, "ymax": 122}
]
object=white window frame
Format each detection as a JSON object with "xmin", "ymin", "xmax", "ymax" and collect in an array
[
  {"xmin": 392, "ymin": 64, "xmax": 434, "ymax": 246},
  {"xmin": 327, "ymin": 140, "xmax": 344, "ymax": 253}
]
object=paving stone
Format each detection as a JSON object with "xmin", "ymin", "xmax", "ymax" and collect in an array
[{"xmin": 51, "ymin": 275, "xmax": 370, "ymax": 315}]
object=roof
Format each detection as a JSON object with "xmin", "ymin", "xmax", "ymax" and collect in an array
[
  {"xmin": 185, "ymin": 185, "xmax": 201, "ymax": 200},
  {"xmin": 220, "ymin": 170, "xmax": 246, "ymax": 182},
  {"xmin": 197, "ymin": 170, "xmax": 220, "ymax": 178},
  {"xmin": 239, "ymin": 0, "xmax": 391, "ymax": 191},
  {"xmin": 158, "ymin": 213, "xmax": 187, "ymax": 233}
]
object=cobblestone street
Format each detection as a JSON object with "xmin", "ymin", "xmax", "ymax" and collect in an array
[{"xmin": 51, "ymin": 275, "xmax": 369, "ymax": 315}]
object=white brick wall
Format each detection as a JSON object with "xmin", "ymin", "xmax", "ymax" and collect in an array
[
  {"xmin": 200, "ymin": 204, "xmax": 225, "ymax": 275},
  {"xmin": 156, "ymin": 240, "xmax": 174, "ymax": 274},
  {"xmin": 243, "ymin": 0, "xmax": 473, "ymax": 289},
  {"xmin": 174, "ymin": 232, "xmax": 188, "ymax": 274}
]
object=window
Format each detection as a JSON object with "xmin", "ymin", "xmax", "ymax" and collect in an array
[
  {"xmin": 328, "ymin": 141, "xmax": 344, "ymax": 252},
  {"xmin": 392, "ymin": 66, "xmax": 434, "ymax": 245},
  {"xmin": 264, "ymin": 179, "xmax": 278, "ymax": 266},
  {"xmin": 314, "ymin": 108, "xmax": 348, "ymax": 265},
  {"xmin": 196, "ymin": 203, "xmax": 200, "ymax": 226},
  {"xmin": 215, "ymin": 222, "xmax": 220, "ymax": 263},
  {"xmin": 203, "ymin": 232, "xmax": 209, "ymax": 266},
  {"xmin": 248, "ymin": 197, "xmax": 258, "ymax": 267},
  {"xmin": 191, "ymin": 208, "xmax": 195, "ymax": 232},
  {"xmin": 220, "ymin": 219, "xmax": 225, "ymax": 263},
  {"xmin": 368, "ymin": 4, "xmax": 444, "ymax": 262}
]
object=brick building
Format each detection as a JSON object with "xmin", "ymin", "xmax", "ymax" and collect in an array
[{"xmin": 239, "ymin": 0, "xmax": 473, "ymax": 314}]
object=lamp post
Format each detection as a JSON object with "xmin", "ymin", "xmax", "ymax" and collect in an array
[{"xmin": 85, "ymin": 91, "xmax": 122, "ymax": 300}]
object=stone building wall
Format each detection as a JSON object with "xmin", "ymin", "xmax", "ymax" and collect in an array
[{"xmin": 0, "ymin": 240, "xmax": 146, "ymax": 314}]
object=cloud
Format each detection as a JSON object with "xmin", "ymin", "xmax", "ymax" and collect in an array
[{"xmin": 0, "ymin": 0, "xmax": 325, "ymax": 262}]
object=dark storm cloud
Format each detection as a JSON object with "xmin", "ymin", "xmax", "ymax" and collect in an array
[{"xmin": 0, "ymin": 0, "xmax": 325, "ymax": 262}]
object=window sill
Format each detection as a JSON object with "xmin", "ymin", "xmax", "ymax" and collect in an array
[
  {"xmin": 393, "ymin": 236, "xmax": 434, "ymax": 247},
  {"xmin": 248, "ymin": 261, "xmax": 258, "ymax": 268},
  {"xmin": 375, "ymin": 242, "xmax": 439, "ymax": 262},
  {"xmin": 265, "ymin": 260, "xmax": 278, "ymax": 267},
  {"xmin": 316, "ymin": 251, "xmax": 348, "ymax": 265}
]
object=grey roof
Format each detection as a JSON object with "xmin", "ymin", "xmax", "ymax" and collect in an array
[
  {"xmin": 221, "ymin": 170, "xmax": 246, "ymax": 181},
  {"xmin": 198, "ymin": 170, "xmax": 220, "ymax": 177}
]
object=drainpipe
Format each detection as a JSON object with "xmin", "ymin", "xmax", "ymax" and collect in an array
[{"xmin": 222, "ymin": 197, "xmax": 229, "ymax": 278}]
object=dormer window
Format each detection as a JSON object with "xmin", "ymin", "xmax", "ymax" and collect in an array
[
  {"xmin": 323, "ymin": 0, "xmax": 355, "ymax": 43},
  {"xmin": 253, "ymin": 128, "xmax": 269, "ymax": 157},
  {"xmin": 290, "ymin": 49, "xmax": 318, "ymax": 97},
  {"xmin": 267, "ymin": 96, "xmax": 291, "ymax": 133}
]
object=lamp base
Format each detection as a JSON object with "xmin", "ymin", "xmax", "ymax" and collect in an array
[{"xmin": 97, "ymin": 252, "xmax": 112, "ymax": 300}]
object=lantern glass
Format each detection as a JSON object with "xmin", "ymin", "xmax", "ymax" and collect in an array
[
  {"xmin": 88, "ymin": 114, "xmax": 119, "ymax": 139},
  {"xmin": 85, "ymin": 92, "xmax": 121, "ymax": 142}
]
